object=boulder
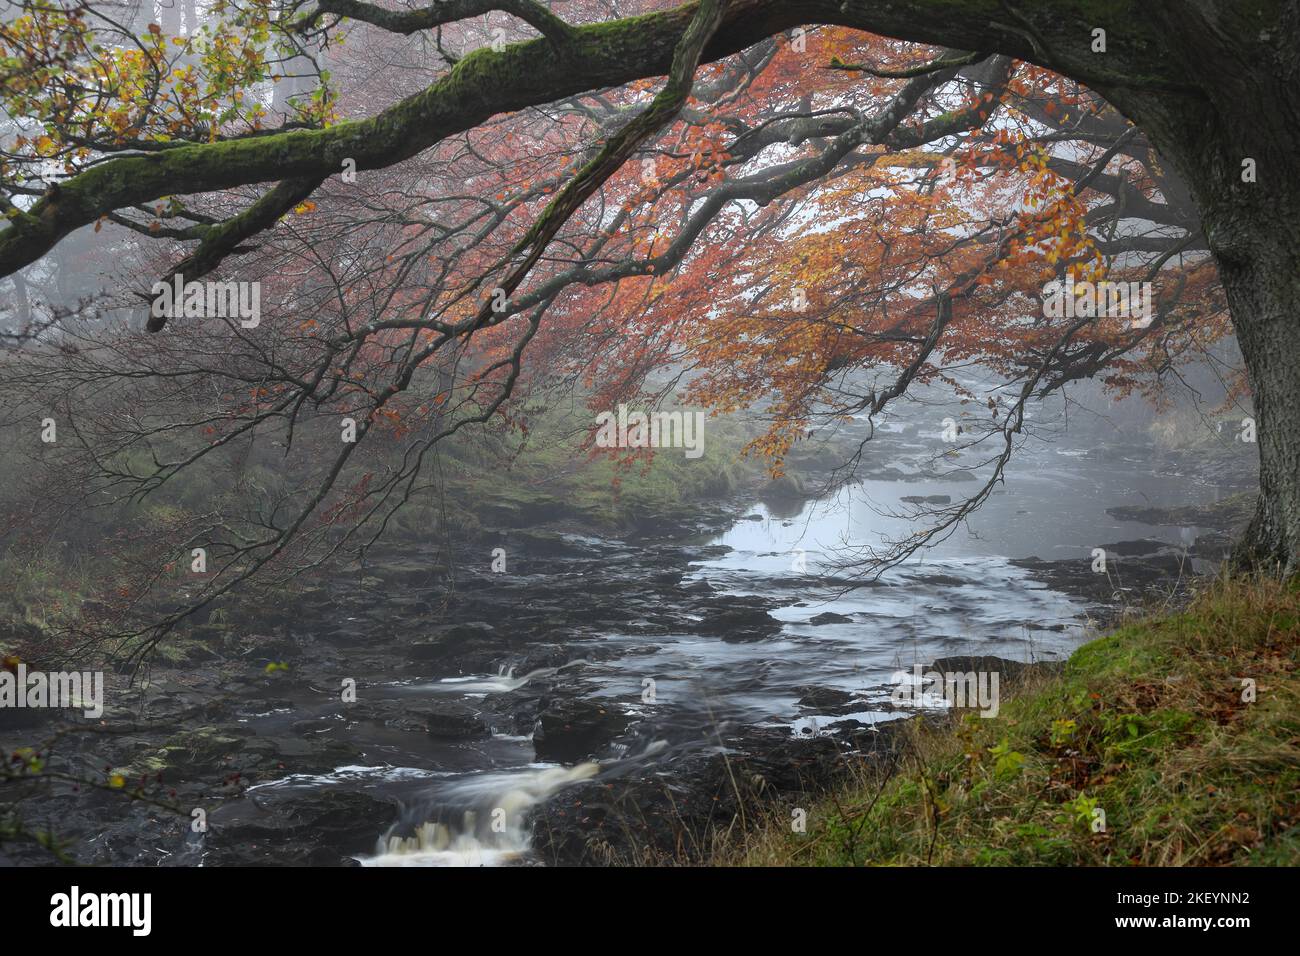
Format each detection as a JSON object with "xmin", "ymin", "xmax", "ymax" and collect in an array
[
  {"xmin": 808, "ymin": 611, "xmax": 852, "ymax": 625},
  {"xmin": 422, "ymin": 701, "xmax": 490, "ymax": 740},
  {"xmin": 533, "ymin": 698, "xmax": 629, "ymax": 763}
]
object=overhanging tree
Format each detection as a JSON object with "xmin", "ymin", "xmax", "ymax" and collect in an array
[{"xmin": 0, "ymin": 0, "xmax": 1291, "ymax": 655}]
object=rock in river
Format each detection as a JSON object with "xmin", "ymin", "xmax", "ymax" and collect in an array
[{"xmin": 533, "ymin": 698, "xmax": 630, "ymax": 763}]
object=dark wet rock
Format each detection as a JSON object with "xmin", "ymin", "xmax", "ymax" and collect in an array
[
  {"xmin": 204, "ymin": 789, "xmax": 400, "ymax": 866},
  {"xmin": 532, "ymin": 723, "xmax": 907, "ymax": 865},
  {"xmin": 627, "ymin": 618, "xmax": 674, "ymax": 634},
  {"xmin": 112, "ymin": 722, "xmax": 363, "ymax": 785},
  {"xmin": 0, "ymin": 691, "xmax": 58, "ymax": 731},
  {"xmin": 681, "ymin": 544, "xmax": 733, "ymax": 561},
  {"xmin": 1099, "ymin": 538, "xmax": 1176, "ymax": 556},
  {"xmin": 185, "ymin": 624, "xmax": 239, "ymax": 655},
  {"xmin": 477, "ymin": 494, "xmax": 601, "ymax": 530},
  {"xmin": 533, "ymin": 699, "xmax": 631, "ymax": 763},
  {"xmin": 1107, "ymin": 493, "xmax": 1253, "ymax": 533},
  {"xmin": 291, "ymin": 718, "xmax": 338, "ymax": 735},
  {"xmin": 742, "ymin": 513, "xmax": 765, "ymax": 521},
  {"xmin": 796, "ymin": 686, "xmax": 857, "ymax": 710},
  {"xmin": 249, "ymin": 635, "xmax": 301, "ymax": 661},
  {"xmin": 696, "ymin": 597, "xmax": 782, "ymax": 641},
  {"xmin": 475, "ymin": 500, "xmax": 524, "ymax": 527},
  {"xmin": 374, "ymin": 560, "xmax": 447, "ymax": 587},
  {"xmin": 408, "ymin": 622, "xmax": 498, "ymax": 660},
  {"xmin": 624, "ymin": 509, "xmax": 695, "ymax": 538},
  {"xmin": 237, "ymin": 697, "xmax": 295, "ymax": 714},
  {"xmin": 133, "ymin": 685, "xmax": 234, "ymax": 725},
  {"xmin": 422, "ymin": 701, "xmax": 491, "ymax": 739},
  {"xmin": 508, "ymin": 530, "xmax": 592, "ymax": 557},
  {"xmin": 828, "ymin": 718, "xmax": 876, "ymax": 732},
  {"xmin": 901, "ymin": 494, "xmax": 952, "ymax": 505},
  {"xmin": 807, "ymin": 611, "xmax": 853, "ymax": 625},
  {"xmin": 318, "ymin": 624, "xmax": 368, "ymax": 646},
  {"xmin": 588, "ymin": 605, "xmax": 640, "ymax": 623},
  {"xmin": 911, "ymin": 573, "xmax": 967, "ymax": 587},
  {"xmin": 1013, "ymin": 550, "xmax": 1197, "ymax": 619},
  {"xmin": 860, "ymin": 465, "xmax": 911, "ymax": 481},
  {"xmin": 678, "ymin": 579, "xmax": 715, "ymax": 595},
  {"xmin": 115, "ymin": 726, "xmax": 252, "ymax": 780}
]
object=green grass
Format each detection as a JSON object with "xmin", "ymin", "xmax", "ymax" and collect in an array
[
  {"xmin": 721, "ymin": 575, "xmax": 1300, "ymax": 866},
  {"xmin": 0, "ymin": 551, "xmax": 93, "ymax": 643},
  {"xmin": 386, "ymin": 400, "xmax": 767, "ymax": 537}
]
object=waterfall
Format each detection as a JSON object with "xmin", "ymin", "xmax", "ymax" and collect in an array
[{"xmin": 360, "ymin": 763, "xmax": 599, "ymax": 866}]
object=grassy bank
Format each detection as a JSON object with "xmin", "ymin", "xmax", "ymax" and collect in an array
[
  {"xmin": 418, "ymin": 403, "xmax": 764, "ymax": 535},
  {"xmin": 722, "ymin": 576, "xmax": 1300, "ymax": 866}
]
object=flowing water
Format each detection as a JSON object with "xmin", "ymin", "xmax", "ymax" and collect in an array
[{"xmin": 224, "ymin": 422, "xmax": 1226, "ymax": 867}]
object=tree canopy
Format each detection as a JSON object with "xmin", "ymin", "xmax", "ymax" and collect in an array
[{"xmin": 1, "ymin": 0, "xmax": 1287, "ymax": 655}]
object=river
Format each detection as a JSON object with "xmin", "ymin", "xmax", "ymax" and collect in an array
[{"xmin": 206, "ymin": 418, "xmax": 1231, "ymax": 866}]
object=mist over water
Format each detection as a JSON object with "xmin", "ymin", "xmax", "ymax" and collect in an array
[{"xmin": 243, "ymin": 410, "xmax": 1226, "ymax": 867}]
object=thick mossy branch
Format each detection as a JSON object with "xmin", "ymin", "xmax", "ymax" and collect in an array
[
  {"xmin": 144, "ymin": 176, "xmax": 327, "ymax": 333},
  {"xmin": 454, "ymin": 1, "xmax": 724, "ymax": 332},
  {"xmin": 828, "ymin": 49, "xmax": 986, "ymax": 78},
  {"xmin": 496, "ymin": 0, "xmax": 725, "ymax": 304},
  {"xmin": 314, "ymin": 0, "xmax": 577, "ymax": 46},
  {"xmin": 0, "ymin": 0, "xmax": 1197, "ymax": 279}
]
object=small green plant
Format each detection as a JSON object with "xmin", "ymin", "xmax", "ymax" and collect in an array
[
  {"xmin": 1058, "ymin": 794, "xmax": 1100, "ymax": 832},
  {"xmin": 1105, "ymin": 712, "xmax": 1143, "ymax": 742},
  {"xmin": 1050, "ymin": 717, "xmax": 1077, "ymax": 746},
  {"xmin": 988, "ymin": 738, "xmax": 1026, "ymax": 779},
  {"xmin": 955, "ymin": 713, "xmax": 984, "ymax": 769}
]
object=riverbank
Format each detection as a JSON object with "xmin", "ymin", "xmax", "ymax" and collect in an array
[
  {"xmin": 0, "ymin": 402, "xmax": 1264, "ymax": 866},
  {"xmin": 715, "ymin": 575, "xmax": 1300, "ymax": 866},
  {"xmin": 0, "ymin": 404, "xmax": 835, "ymax": 667}
]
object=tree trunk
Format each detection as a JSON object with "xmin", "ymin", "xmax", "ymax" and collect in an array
[
  {"xmin": 1113, "ymin": 5, "xmax": 1300, "ymax": 573},
  {"xmin": 1208, "ymin": 193, "xmax": 1300, "ymax": 573}
]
